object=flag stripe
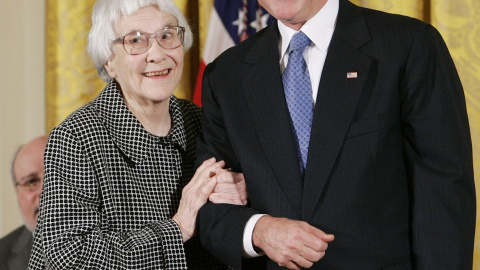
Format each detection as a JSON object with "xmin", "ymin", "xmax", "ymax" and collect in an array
[
  {"xmin": 193, "ymin": 61, "xmax": 207, "ymax": 106},
  {"xmin": 203, "ymin": 8, "xmax": 235, "ymax": 63}
]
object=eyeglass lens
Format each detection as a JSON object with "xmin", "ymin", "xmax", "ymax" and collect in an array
[{"xmin": 123, "ymin": 27, "xmax": 184, "ymax": 54}]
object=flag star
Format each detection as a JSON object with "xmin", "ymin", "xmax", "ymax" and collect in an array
[
  {"xmin": 232, "ymin": 8, "xmax": 247, "ymax": 36},
  {"xmin": 260, "ymin": 13, "xmax": 270, "ymax": 29},
  {"xmin": 249, "ymin": 9, "xmax": 267, "ymax": 32},
  {"xmin": 250, "ymin": 9, "xmax": 262, "ymax": 32}
]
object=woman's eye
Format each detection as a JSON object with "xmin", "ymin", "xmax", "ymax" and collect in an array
[
  {"xmin": 161, "ymin": 33, "xmax": 172, "ymax": 40},
  {"xmin": 131, "ymin": 37, "xmax": 146, "ymax": 44}
]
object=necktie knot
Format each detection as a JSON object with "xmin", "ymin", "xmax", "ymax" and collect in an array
[{"xmin": 289, "ymin": 31, "xmax": 311, "ymax": 54}]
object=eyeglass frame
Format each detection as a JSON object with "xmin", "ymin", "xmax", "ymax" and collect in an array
[
  {"xmin": 15, "ymin": 176, "xmax": 43, "ymax": 192},
  {"xmin": 112, "ymin": 26, "xmax": 186, "ymax": 55}
]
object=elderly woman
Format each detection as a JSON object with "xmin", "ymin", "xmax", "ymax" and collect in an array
[{"xmin": 28, "ymin": 0, "xmax": 246, "ymax": 269}]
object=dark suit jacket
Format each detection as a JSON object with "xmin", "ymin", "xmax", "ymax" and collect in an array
[
  {"xmin": 0, "ymin": 226, "xmax": 33, "ymax": 270},
  {"xmin": 196, "ymin": 0, "xmax": 476, "ymax": 269}
]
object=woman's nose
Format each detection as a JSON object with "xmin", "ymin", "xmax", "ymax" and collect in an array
[{"xmin": 146, "ymin": 38, "xmax": 167, "ymax": 63}]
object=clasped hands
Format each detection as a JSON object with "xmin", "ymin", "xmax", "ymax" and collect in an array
[
  {"xmin": 173, "ymin": 158, "xmax": 247, "ymax": 242},
  {"xmin": 253, "ymin": 216, "xmax": 334, "ymax": 270},
  {"xmin": 172, "ymin": 158, "xmax": 333, "ymax": 269}
]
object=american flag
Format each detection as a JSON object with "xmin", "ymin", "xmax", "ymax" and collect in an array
[
  {"xmin": 193, "ymin": 0, "xmax": 273, "ymax": 106},
  {"xmin": 347, "ymin": 72, "xmax": 358, "ymax": 79}
]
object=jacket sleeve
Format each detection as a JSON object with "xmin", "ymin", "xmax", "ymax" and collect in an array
[
  {"xmin": 196, "ymin": 62, "xmax": 264, "ymax": 270},
  {"xmin": 400, "ymin": 23, "xmax": 476, "ymax": 269},
  {"xmin": 28, "ymin": 126, "xmax": 187, "ymax": 270}
]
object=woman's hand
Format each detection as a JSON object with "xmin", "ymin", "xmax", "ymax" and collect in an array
[
  {"xmin": 209, "ymin": 168, "xmax": 247, "ymax": 206},
  {"xmin": 172, "ymin": 158, "xmax": 224, "ymax": 242}
]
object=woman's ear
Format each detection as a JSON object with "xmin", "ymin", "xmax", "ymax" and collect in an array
[{"xmin": 104, "ymin": 56, "xmax": 117, "ymax": 78}]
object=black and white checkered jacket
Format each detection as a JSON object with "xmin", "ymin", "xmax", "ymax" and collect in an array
[{"xmin": 28, "ymin": 80, "xmax": 227, "ymax": 270}]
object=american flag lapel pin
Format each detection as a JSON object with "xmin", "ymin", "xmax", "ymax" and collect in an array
[{"xmin": 347, "ymin": 72, "xmax": 358, "ymax": 79}]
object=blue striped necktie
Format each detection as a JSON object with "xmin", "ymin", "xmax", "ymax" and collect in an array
[{"xmin": 282, "ymin": 31, "xmax": 314, "ymax": 175}]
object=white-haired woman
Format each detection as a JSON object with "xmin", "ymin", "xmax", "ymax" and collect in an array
[{"xmin": 28, "ymin": 0, "xmax": 246, "ymax": 269}]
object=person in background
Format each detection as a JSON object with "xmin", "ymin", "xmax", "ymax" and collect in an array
[
  {"xmin": 0, "ymin": 136, "xmax": 48, "ymax": 270},
  {"xmin": 28, "ymin": 0, "xmax": 246, "ymax": 269},
  {"xmin": 195, "ymin": 0, "xmax": 476, "ymax": 269}
]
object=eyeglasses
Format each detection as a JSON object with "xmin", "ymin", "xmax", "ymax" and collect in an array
[
  {"xmin": 113, "ymin": 26, "xmax": 185, "ymax": 55},
  {"xmin": 15, "ymin": 177, "xmax": 43, "ymax": 192}
]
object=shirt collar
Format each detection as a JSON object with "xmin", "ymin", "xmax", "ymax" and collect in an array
[
  {"xmin": 278, "ymin": 0, "xmax": 339, "ymax": 57},
  {"xmin": 94, "ymin": 80, "xmax": 187, "ymax": 163}
]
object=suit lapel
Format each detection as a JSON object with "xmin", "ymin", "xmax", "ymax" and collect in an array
[
  {"xmin": 302, "ymin": 0, "xmax": 375, "ymax": 221},
  {"xmin": 242, "ymin": 22, "xmax": 303, "ymax": 215}
]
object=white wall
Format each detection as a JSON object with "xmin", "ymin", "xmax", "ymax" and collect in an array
[{"xmin": 0, "ymin": 0, "xmax": 46, "ymax": 238}]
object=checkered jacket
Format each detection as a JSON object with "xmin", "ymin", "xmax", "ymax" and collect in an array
[{"xmin": 28, "ymin": 80, "xmax": 227, "ymax": 269}]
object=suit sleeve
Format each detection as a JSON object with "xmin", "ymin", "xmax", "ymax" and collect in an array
[
  {"xmin": 196, "ymin": 62, "xmax": 264, "ymax": 270},
  {"xmin": 400, "ymin": 23, "xmax": 476, "ymax": 269}
]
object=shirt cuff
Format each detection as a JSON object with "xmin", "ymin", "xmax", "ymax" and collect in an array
[{"xmin": 242, "ymin": 214, "xmax": 268, "ymax": 258}]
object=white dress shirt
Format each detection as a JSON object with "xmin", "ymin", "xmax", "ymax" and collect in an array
[{"xmin": 242, "ymin": 0, "xmax": 339, "ymax": 258}]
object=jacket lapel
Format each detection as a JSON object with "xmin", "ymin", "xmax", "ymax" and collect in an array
[
  {"xmin": 302, "ymin": 0, "xmax": 375, "ymax": 221},
  {"xmin": 241, "ymin": 22, "xmax": 303, "ymax": 215}
]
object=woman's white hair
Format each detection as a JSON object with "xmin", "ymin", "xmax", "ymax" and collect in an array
[{"xmin": 88, "ymin": 0, "xmax": 193, "ymax": 82}]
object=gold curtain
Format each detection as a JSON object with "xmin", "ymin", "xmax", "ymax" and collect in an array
[
  {"xmin": 350, "ymin": 0, "xmax": 425, "ymax": 19},
  {"xmin": 45, "ymin": 1, "xmax": 480, "ymax": 267},
  {"xmin": 45, "ymin": 0, "xmax": 105, "ymax": 131},
  {"xmin": 170, "ymin": 0, "xmax": 200, "ymax": 101},
  {"xmin": 198, "ymin": 0, "xmax": 214, "ymax": 56}
]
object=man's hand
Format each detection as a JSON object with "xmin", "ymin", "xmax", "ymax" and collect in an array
[
  {"xmin": 209, "ymin": 168, "xmax": 247, "ymax": 205},
  {"xmin": 252, "ymin": 216, "xmax": 334, "ymax": 269}
]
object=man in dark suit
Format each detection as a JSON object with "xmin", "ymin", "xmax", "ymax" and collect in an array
[
  {"xmin": 195, "ymin": 0, "xmax": 476, "ymax": 269},
  {"xmin": 0, "ymin": 136, "xmax": 47, "ymax": 270}
]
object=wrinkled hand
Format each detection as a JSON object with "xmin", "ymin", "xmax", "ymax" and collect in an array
[
  {"xmin": 172, "ymin": 158, "xmax": 225, "ymax": 242},
  {"xmin": 252, "ymin": 216, "xmax": 334, "ymax": 270},
  {"xmin": 209, "ymin": 168, "xmax": 247, "ymax": 205}
]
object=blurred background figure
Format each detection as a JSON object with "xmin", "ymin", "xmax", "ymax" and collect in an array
[{"xmin": 0, "ymin": 136, "xmax": 47, "ymax": 270}]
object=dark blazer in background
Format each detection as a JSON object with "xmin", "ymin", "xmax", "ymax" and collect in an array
[
  {"xmin": 196, "ymin": 0, "xmax": 476, "ymax": 269},
  {"xmin": 0, "ymin": 226, "xmax": 33, "ymax": 270}
]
